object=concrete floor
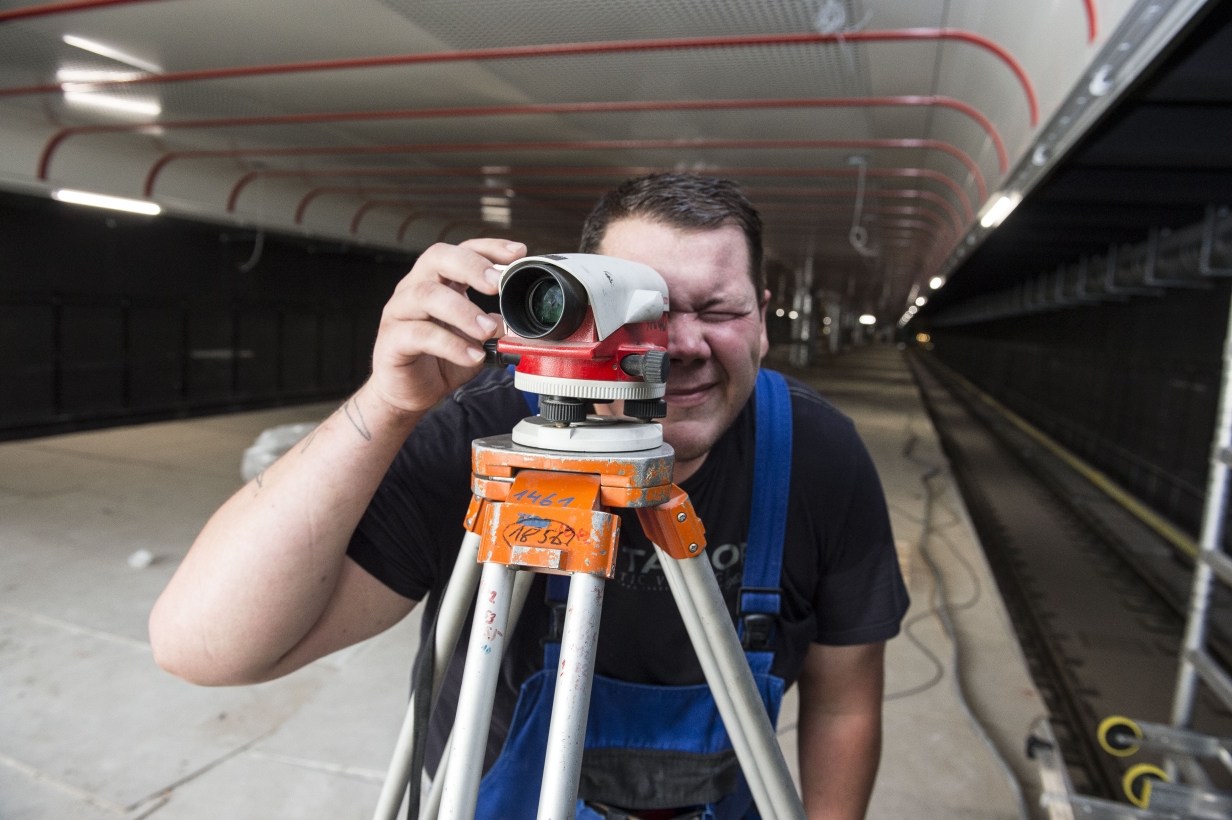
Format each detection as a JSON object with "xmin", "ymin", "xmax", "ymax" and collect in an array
[
  {"xmin": 782, "ymin": 347, "xmax": 1046, "ymax": 820},
  {"xmin": 0, "ymin": 347, "xmax": 1045, "ymax": 819}
]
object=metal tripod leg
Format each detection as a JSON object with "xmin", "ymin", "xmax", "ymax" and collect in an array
[
  {"xmin": 422, "ymin": 570, "xmax": 535, "ymax": 820},
  {"xmin": 373, "ymin": 530, "xmax": 484, "ymax": 820},
  {"xmin": 439, "ymin": 561, "xmax": 518, "ymax": 820},
  {"xmin": 537, "ymin": 572, "xmax": 605, "ymax": 820},
  {"xmin": 657, "ymin": 545, "xmax": 806, "ymax": 820}
]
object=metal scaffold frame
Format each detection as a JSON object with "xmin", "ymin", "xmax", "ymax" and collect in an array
[{"xmin": 1026, "ymin": 217, "xmax": 1232, "ymax": 817}]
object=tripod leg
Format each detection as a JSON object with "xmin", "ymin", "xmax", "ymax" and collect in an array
[
  {"xmin": 373, "ymin": 531, "xmax": 484, "ymax": 820},
  {"xmin": 440, "ymin": 561, "xmax": 518, "ymax": 820},
  {"xmin": 656, "ymin": 547, "xmax": 776, "ymax": 817},
  {"xmin": 658, "ymin": 546, "xmax": 805, "ymax": 820},
  {"xmin": 536, "ymin": 572, "xmax": 605, "ymax": 820},
  {"xmin": 423, "ymin": 569, "xmax": 536, "ymax": 820}
]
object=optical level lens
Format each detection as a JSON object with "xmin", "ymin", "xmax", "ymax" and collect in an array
[
  {"xmin": 500, "ymin": 262, "xmax": 587, "ymax": 340},
  {"xmin": 527, "ymin": 278, "xmax": 564, "ymax": 328}
]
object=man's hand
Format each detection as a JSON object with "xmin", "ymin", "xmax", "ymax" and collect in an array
[
  {"xmin": 797, "ymin": 642, "xmax": 885, "ymax": 819},
  {"xmin": 150, "ymin": 239, "xmax": 525, "ymax": 687},
  {"xmin": 370, "ymin": 239, "xmax": 526, "ymax": 415}
]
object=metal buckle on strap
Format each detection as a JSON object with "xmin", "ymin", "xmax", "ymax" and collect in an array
[
  {"xmin": 737, "ymin": 586, "xmax": 780, "ymax": 652},
  {"xmin": 542, "ymin": 598, "xmax": 568, "ymax": 645}
]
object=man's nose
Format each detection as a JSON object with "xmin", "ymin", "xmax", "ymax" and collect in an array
[{"xmin": 668, "ymin": 313, "xmax": 710, "ymax": 364}]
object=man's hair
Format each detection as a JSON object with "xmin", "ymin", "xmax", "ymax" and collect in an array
[{"xmin": 578, "ymin": 173, "xmax": 766, "ymax": 297}]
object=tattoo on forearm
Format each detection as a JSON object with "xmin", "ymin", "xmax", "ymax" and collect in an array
[
  {"xmin": 344, "ymin": 397, "xmax": 373, "ymax": 441},
  {"xmin": 299, "ymin": 428, "xmax": 319, "ymax": 454},
  {"xmin": 255, "ymin": 470, "xmax": 265, "ymax": 488}
]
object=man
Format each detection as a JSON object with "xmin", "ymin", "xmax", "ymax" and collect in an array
[{"xmin": 150, "ymin": 174, "xmax": 908, "ymax": 819}]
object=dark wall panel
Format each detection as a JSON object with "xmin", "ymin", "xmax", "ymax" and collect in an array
[
  {"xmin": 0, "ymin": 190, "xmax": 412, "ymax": 440},
  {"xmin": 0, "ymin": 304, "xmax": 54, "ymax": 423},
  {"xmin": 128, "ymin": 306, "xmax": 183, "ymax": 409},
  {"xmin": 930, "ymin": 282, "xmax": 1230, "ymax": 535}
]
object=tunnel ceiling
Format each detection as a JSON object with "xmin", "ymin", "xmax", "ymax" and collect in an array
[
  {"xmin": 0, "ymin": 0, "xmax": 1198, "ymax": 321},
  {"xmin": 927, "ymin": 0, "xmax": 1232, "ymax": 315}
]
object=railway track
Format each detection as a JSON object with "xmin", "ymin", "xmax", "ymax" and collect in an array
[{"xmin": 908, "ymin": 353, "xmax": 1232, "ymax": 800}]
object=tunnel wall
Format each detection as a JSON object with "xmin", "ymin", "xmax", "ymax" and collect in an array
[
  {"xmin": 0, "ymin": 190, "xmax": 411, "ymax": 441},
  {"xmin": 929, "ymin": 283, "xmax": 1232, "ymax": 537}
]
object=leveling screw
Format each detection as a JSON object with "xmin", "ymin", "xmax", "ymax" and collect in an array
[
  {"xmin": 677, "ymin": 512, "xmax": 687, "ymax": 522},
  {"xmin": 688, "ymin": 543, "xmax": 699, "ymax": 554}
]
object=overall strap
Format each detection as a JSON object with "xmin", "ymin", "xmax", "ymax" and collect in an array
[
  {"xmin": 739, "ymin": 369, "xmax": 793, "ymax": 673},
  {"xmin": 506, "ymin": 364, "xmax": 540, "ymax": 416}
]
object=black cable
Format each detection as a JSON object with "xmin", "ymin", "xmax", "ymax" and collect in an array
[{"xmin": 902, "ymin": 429, "xmax": 1031, "ymax": 820}]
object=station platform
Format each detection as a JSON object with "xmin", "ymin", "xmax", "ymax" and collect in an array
[{"xmin": 0, "ymin": 346, "xmax": 1044, "ymax": 819}]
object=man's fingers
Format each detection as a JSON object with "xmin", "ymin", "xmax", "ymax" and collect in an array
[
  {"xmin": 458, "ymin": 237, "xmax": 527, "ymax": 266},
  {"xmin": 389, "ymin": 243, "xmax": 495, "ymax": 298},
  {"xmin": 386, "ymin": 280, "xmax": 498, "ymax": 340},
  {"xmin": 383, "ymin": 320, "xmax": 486, "ymax": 369}
]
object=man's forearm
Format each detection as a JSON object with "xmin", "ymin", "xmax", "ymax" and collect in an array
[
  {"xmin": 795, "ymin": 641, "xmax": 886, "ymax": 819},
  {"xmin": 798, "ymin": 710, "xmax": 881, "ymax": 819},
  {"xmin": 149, "ymin": 382, "xmax": 421, "ymax": 685}
]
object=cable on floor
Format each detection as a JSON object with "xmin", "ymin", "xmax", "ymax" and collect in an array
[{"xmin": 903, "ymin": 430, "xmax": 1031, "ymax": 820}]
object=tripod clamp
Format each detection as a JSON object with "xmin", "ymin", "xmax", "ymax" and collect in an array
[{"xmin": 462, "ymin": 436, "xmax": 706, "ymax": 579}]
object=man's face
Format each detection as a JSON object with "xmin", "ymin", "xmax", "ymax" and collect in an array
[{"xmin": 598, "ymin": 217, "xmax": 769, "ymax": 463}]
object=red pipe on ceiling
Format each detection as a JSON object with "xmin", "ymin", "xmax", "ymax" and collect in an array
[
  {"xmin": 349, "ymin": 203, "xmax": 582, "ymax": 242},
  {"xmin": 296, "ymin": 166, "xmax": 974, "ymax": 226},
  {"xmin": 371, "ymin": 204, "xmax": 944, "ymax": 246},
  {"xmin": 2, "ymin": 29, "xmax": 1040, "ymax": 126},
  {"xmin": 346, "ymin": 199, "xmax": 577, "ymax": 236},
  {"xmin": 341, "ymin": 184, "xmax": 965, "ymax": 236},
  {"xmin": 756, "ymin": 203, "xmax": 954, "ymax": 238},
  {"xmin": 140, "ymin": 137, "xmax": 985, "ymax": 199},
  {"xmin": 230, "ymin": 162, "xmax": 988, "ymax": 214},
  {"xmin": 396, "ymin": 210, "xmax": 428, "ymax": 243},
  {"xmin": 39, "ymin": 94, "xmax": 1008, "ymax": 184},
  {"xmin": 1084, "ymin": 0, "xmax": 1098, "ymax": 43},
  {"xmin": 743, "ymin": 187, "xmax": 964, "ymax": 233},
  {"xmin": 434, "ymin": 220, "xmax": 567, "ymax": 247},
  {"xmin": 0, "ymin": 0, "xmax": 168, "ymax": 23}
]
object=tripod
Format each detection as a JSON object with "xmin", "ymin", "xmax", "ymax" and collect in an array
[{"xmin": 373, "ymin": 416, "xmax": 805, "ymax": 820}]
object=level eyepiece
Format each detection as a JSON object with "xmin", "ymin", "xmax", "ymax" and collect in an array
[{"xmin": 500, "ymin": 263, "xmax": 589, "ymax": 340}]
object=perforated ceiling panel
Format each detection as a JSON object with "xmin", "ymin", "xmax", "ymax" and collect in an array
[{"xmin": 0, "ymin": 0, "xmax": 1128, "ymax": 321}]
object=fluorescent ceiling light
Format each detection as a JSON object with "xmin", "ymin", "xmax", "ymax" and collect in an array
[
  {"xmin": 53, "ymin": 189, "xmax": 160, "ymax": 215},
  {"xmin": 481, "ymin": 195, "xmax": 511, "ymax": 225},
  {"xmin": 858, "ymin": 314, "xmax": 876, "ymax": 326},
  {"xmin": 62, "ymin": 34, "xmax": 161, "ymax": 73},
  {"xmin": 929, "ymin": 276, "xmax": 944, "ymax": 290},
  {"xmin": 63, "ymin": 90, "xmax": 160, "ymax": 116},
  {"xmin": 57, "ymin": 68, "xmax": 145, "ymax": 83},
  {"xmin": 979, "ymin": 193, "xmax": 1022, "ymax": 229}
]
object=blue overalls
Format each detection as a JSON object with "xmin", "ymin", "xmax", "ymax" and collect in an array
[{"xmin": 481, "ymin": 369, "xmax": 793, "ymax": 820}]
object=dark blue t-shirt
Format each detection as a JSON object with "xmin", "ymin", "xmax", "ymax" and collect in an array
[{"xmin": 347, "ymin": 367, "xmax": 908, "ymax": 771}]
